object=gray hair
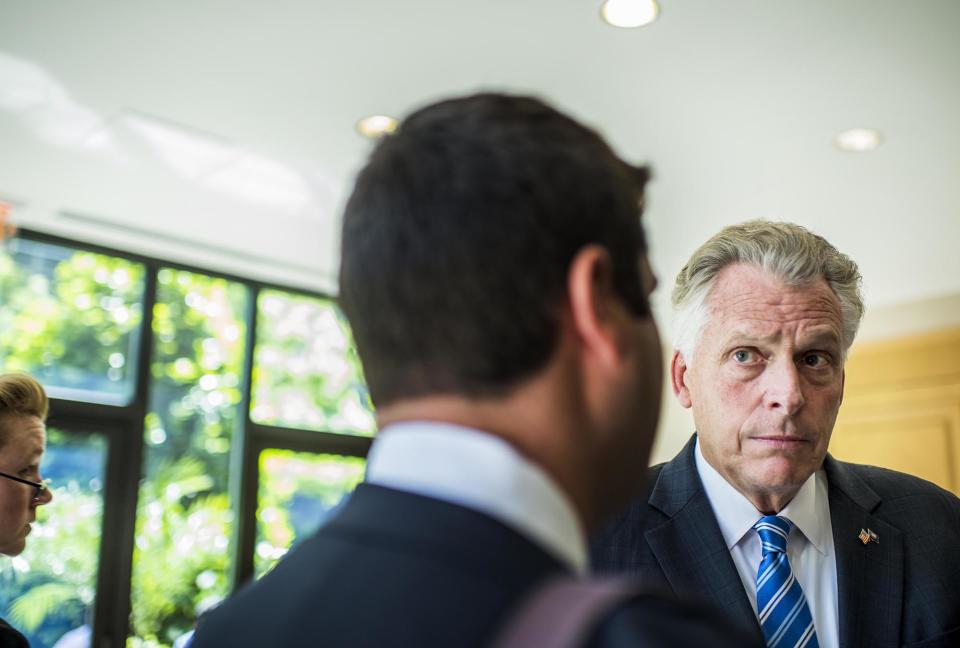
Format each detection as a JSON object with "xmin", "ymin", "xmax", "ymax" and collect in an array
[{"xmin": 672, "ymin": 220, "xmax": 864, "ymax": 362}]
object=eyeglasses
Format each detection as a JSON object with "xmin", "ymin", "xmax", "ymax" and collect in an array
[{"xmin": 0, "ymin": 471, "xmax": 50, "ymax": 500}]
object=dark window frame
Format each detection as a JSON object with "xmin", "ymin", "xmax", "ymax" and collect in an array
[{"xmin": 5, "ymin": 228, "xmax": 372, "ymax": 647}]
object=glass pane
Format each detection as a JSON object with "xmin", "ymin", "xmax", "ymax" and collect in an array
[
  {"xmin": 251, "ymin": 289, "xmax": 375, "ymax": 435},
  {"xmin": 254, "ymin": 449, "xmax": 365, "ymax": 578},
  {"xmin": 128, "ymin": 269, "xmax": 248, "ymax": 648},
  {"xmin": 0, "ymin": 238, "xmax": 146, "ymax": 405},
  {"xmin": 0, "ymin": 427, "xmax": 107, "ymax": 648}
]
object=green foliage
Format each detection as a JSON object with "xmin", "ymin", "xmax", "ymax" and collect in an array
[
  {"xmin": 129, "ymin": 268, "xmax": 248, "ymax": 647},
  {"xmin": 9, "ymin": 583, "xmax": 79, "ymax": 632},
  {"xmin": 129, "ymin": 458, "xmax": 230, "ymax": 646},
  {"xmin": 144, "ymin": 268, "xmax": 247, "ymax": 487},
  {"xmin": 0, "ymin": 241, "xmax": 144, "ymax": 401},
  {"xmin": 255, "ymin": 450, "xmax": 365, "ymax": 577},
  {"xmin": 251, "ymin": 290, "xmax": 375, "ymax": 435}
]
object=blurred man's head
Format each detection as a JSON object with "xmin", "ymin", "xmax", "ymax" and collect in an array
[
  {"xmin": 670, "ymin": 220, "xmax": 863, "ymax": 513},
  {"xmin": 339, "ymin": 93, "xmax": 662, "ymax": 525}
]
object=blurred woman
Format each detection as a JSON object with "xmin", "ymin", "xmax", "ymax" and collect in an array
[{"xmin": 0, "ymin": 374, "xmax": 54, "ymax": 648}]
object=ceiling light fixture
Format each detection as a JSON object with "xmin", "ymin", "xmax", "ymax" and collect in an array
[
  {"xmin": 834, "ymin": 128, "xmax": 883, "ymax": 152},
  {"xmin": 356, "ymin": 115, "xmax": 399, "ymax": 140},
  {"xmin": 600, "ymin": 0, "xmax": 660, "ymax": 28}
]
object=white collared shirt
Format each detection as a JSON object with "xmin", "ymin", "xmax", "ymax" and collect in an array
[
  {"xmin": 364, "ymin": 421, "xmax": 588, "ymax": 574},
  {"xmin": 695, "ymin": 440, "xmax": 840, "ymax": 648}
]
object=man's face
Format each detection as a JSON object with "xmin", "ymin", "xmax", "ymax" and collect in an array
[
  {"xmin": 0, "ymin": 415, "xmax": 52, "ymax": 556},
  {"xmin": 628, "ymin": 255, "xmax": 663, "ymax": 448},
  {"xmin": 678, "ymin": 263, "xmax": 845, "ymax": 511},
  {"xmin": 604, "ymin": 254, "xmax": 663, "ymax": 510}
]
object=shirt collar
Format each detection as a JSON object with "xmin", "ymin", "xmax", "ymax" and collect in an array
[
  {"xmin": 695, "ymin": 439, "xmax": 829, "ymax": 554},
  {"xmin": 365, "ymin": 421, "xmax": 588, "ymax": 574}
]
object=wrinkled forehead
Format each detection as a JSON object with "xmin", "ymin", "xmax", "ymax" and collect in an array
[
  {"xmin": 0, "ymin": 414, "xmax": 47, "ymax": 456},
  {"xmin": 706, "ymin": 264, "xmax": 843, "ymax": 337}
]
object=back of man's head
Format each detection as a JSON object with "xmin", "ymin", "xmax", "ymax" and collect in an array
[{"xmin": 339, "ymin": 92, "xmax": 651, "ymax": 407}]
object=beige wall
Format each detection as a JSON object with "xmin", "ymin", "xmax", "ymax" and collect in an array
[{"xmin": 649, "ymin": 291, "xmax": 960, "ymax": 466}]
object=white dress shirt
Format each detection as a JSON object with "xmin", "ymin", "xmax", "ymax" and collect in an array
[
  {"xmin": 364, "ymin": 421, "xmax": 588, "ymax": 574},
  {"xmin": 695, "ymin": 440, "xmax": 840, "ymax": 648}
]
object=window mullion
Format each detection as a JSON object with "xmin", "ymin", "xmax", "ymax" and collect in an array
[
  {"xmin": 92, "ymin": 262, "xmax": 158, "ymax": 648},
  {"xmin": 230, "ymin": 284, "xmax": 260, "ymax": 591}
]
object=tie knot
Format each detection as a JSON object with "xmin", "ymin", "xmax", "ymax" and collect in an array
[{"xmin": 754, "ymin": 515, "xmax": 793, "ymax": 555}]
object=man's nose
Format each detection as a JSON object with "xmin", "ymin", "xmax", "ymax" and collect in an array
[
  {"xmin": 35, "ymin": 486, "xmax": 53, "ymax": 506},
  {"xmin": 762, "ymin": 359, "xmax": 805, "ymax": 415}
]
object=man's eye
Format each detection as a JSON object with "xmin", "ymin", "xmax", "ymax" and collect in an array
[
  {"xmin": 803, "ymin": 353, "xmax": 829, "ymax": 368},
  {"xmin": 733, "ymin": 350, "xmax": 755, "ymax": 363}
]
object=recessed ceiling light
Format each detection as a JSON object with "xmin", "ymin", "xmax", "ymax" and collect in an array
[
  {"xmin": 834, "ymin": 128, "xmax": 883, "ymax": 152},
  {"xmin": 356, "ymin": 115, "xmax": 399, "ymax": 140},
  {"xmin": 600, "ymin": 0, "xmax": 659, "ymax": 28}
]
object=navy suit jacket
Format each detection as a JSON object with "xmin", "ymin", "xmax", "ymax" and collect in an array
[
  {"xmin": 591, "ymin": 436, "xmax": 960, "ymax": 647},
  {"xmin": 192, "ymin": 482, "xmax": 758, "ymax": 647}
]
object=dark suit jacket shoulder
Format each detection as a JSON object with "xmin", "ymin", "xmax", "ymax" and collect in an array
[
  {"xmin": 836, "ymin": 460, "xmax": 960, "ymax": 522},
  {"xmin": 590, "ymin": 435, "xmax": 960, "ymax": 648},
  {"xmin": 824, "ymin": 457, "xmax": 960, "ymax": 647},
  {"xmin": 193, "ymin": 483, "xmax": 565, "ymax": 648},
  {"xmin": 194, "ymin": 481, "xmax": 757, "ymax": 648}
]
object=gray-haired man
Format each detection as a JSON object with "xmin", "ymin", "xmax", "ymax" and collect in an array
[{"xmin": 591, "ymin": 220, "xmax": 960, "ymax": 648}]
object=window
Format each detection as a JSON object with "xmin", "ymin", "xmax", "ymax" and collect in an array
[
  {"xmin": 251, "ymin": 289, "xmax": 374, "ymax": 436},
  {"xmin": 0, "ymin": 238, "xmax": 145, "ymax": 405},
  {"xmin": 0, "ymin": 231, "xmax": 372, "ymax": 648},
  {"xmin": 0, "ymin": 428, "xmax": 107, "ymax": 648},
  {"xmin": 255, "ymin": 449, "xmax": 365, "ymax": 578},
  {"xmin": 129, "ymin": 269, "xmax": 249, "ymax": 646}
]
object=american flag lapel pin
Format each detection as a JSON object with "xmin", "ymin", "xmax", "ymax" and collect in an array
[{"xmin": 858, "ymin": 528, "xmax": 879, "ymax": 545}]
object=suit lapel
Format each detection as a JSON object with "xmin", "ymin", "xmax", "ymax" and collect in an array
[
  {"xmin": 645, "ymin": 437, "xmax": 762, "ymax": 640},
  {"xmin": 825, "ymin": 456, "xmax": 903, "ymax": 648}
]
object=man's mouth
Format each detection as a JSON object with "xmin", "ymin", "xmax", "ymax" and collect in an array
[{"xmin": 750, "ymin": 436, "xmax": 810, "ymax": 448}]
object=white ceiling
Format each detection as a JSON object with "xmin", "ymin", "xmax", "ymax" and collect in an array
[{"xmin": 1, "ymin": 0, "xmax": 958, "ymax": 331}]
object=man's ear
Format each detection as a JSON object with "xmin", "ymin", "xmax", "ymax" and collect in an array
[
  {"xmin": 567, "ymin": 244, "xmax": 625, "ymax": 369},
  {"xmin": 671, "ymin": 350, "xmax": 693, "ymax": 409}
]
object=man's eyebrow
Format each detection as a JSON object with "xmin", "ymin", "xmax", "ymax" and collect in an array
[
  {"xmin": 718, "ymin": 327, "xmax": 841, "ymax": 347},
  {"xmin": 800, "ymin": 330, "xmax": 843, "ymax": 349},
  {"xmin": 719, "ymin": 330, "xmax": 777, "ymax": 348}
]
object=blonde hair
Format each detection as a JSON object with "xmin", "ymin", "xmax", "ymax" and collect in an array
[
  {"xmin": 0, "ymin": 373, "xmax": 49, "ymax": 448},
  {"xmin": 672, "ymin": 220, "xmax": 864, "ymax": 362}
]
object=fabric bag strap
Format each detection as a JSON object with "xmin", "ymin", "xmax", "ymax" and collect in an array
[{"xmin": 490, "ymin": 577, "xmax": 640, "ymax": 648}]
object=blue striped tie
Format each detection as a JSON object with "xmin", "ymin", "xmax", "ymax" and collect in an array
[{"xmin": 754, "ymin": 516, "xmax": 819, "ymax": 648}]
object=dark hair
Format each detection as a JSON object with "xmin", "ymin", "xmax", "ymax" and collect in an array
[{"xmin": 339, "ymin": 93, "xmax": 651, "ymax": 406}]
